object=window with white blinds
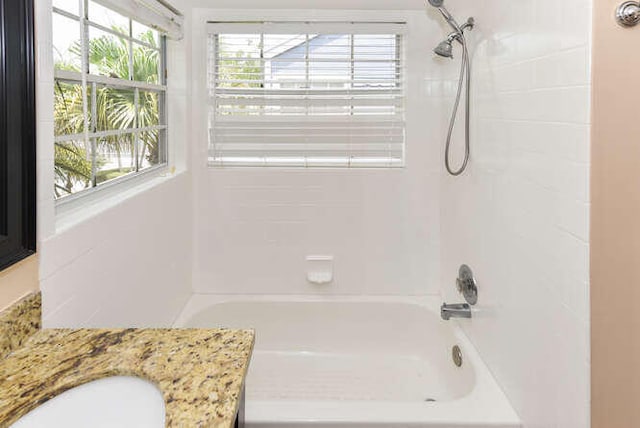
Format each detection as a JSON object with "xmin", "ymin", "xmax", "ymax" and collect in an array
[{"xmin": 207, "ymin": 22, "xmax": 406, "ymax": 168}]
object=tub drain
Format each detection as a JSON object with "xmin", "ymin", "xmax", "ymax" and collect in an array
[
  {"xmin": 424, "ymin": 398, "xmax": 437, "ymax": 402},
  {"xmin": 452, "ymin": 345, "xmax": 463, "ymax": 367}
]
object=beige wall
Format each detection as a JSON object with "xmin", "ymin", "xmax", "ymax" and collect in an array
[
  {"xmin": 0, "ymin": 256, "xmax": 39, "ymax": 312},
  {"xmin": 591, "ymin": 1, "xmax": 640, "ymax": 426}
]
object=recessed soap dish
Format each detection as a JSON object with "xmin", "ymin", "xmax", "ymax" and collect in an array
[{"xmin": 306, "ymin": 255, "xmax": 334, "ymax": 285}]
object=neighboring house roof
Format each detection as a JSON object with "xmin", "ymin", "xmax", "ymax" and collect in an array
[
  {"xmin": 269, "ymin": 34, "xmax": 397, "ymax": 83},
  {"xmin": 267, "ymin": 35, "xmax": 321, "ymax": 59},
  {"xmin": 270, "ymin": 35, "xmax": 350, "ymax": 78}
]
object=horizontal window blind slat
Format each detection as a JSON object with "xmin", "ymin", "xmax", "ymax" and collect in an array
[
  {"xmin": 216, "ymin": 57, "xmax": 400, "ymax": 63},
  {"xmin": 212, "ymin": 140, "xmax": 404, "ymax": 146},
  {"xmin": 214, "ymin": 88, "xmax": 402, "ymax": 96},
  {"xmin": 213, "ymin": 126, "xmax": 405, "ymax": 133},
  {"xmin": 211, "ymin": 116, "xmax": 404, "ymax": 124},
  {"xmin": 211, "ymin": 150, "xmax": 404, "ymax": 158},
  {"xmin": 209, "ymin": 159, "xmax": 404, "ymax": 168},
  {"xmin": 208, "ymin": 22, "xmax": 407, "ymax": 35},
  {"xmin": 214, "ymin": 97, "xmax": 403, "ymax": 108},
  {"xmin": 212, "ymin": 131, "xmax": 404, "ymax": 138},
  {"xmin": 213, "ymin": 71, "xmax": 403, "ymax": 78},
  {"xmin": 211, "ymin": 137, "xmax": 404, "ymax": 146},
  {"xmin": 214, "ymin": 109, "xmax": 402, "ymax": 113},
  {"xmin": 213, "ymin": 129, "xmax": 405, "ymax": 137},
  {"xmin": 213, "ymin": 150, "xmax": 404, "ymax": 156},
  {"xmin": 215, "ymin": 75, "xmax": 403, "ymax": 84},
  {"xmin": 214, "ymin": 111, "xmax": 403, "ymax": 116}
]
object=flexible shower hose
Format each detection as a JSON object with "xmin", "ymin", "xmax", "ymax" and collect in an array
[{"xmin": 445, "ymin": 35, "xmax": 471, "ymax": 176}]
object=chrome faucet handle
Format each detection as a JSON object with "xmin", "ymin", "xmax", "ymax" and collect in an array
[
  {"xmin": 456, "ymin": 265, "xmax": 478, "ymax": 306},
  {"xmin": 617, "ymin": 2, "xmax": 640, "ymax": 27}
]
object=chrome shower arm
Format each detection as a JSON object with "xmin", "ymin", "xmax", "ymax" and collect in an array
[
  {"xmin": 450, "ymin": 19, "xmax": 475, "ymax": 46},
  {"xmin": 459, "ymin": 17, "xmax": 475, "ymax": 32},
  {"xmin": 424, "ymin": 0, "xmax": 463, "ymax": 33},
  {"xmin": 440, "ymin": 10, "xmax": 463, "ymax": 33}
]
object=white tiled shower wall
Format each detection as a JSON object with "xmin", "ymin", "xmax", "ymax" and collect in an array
[
  {"xmin": 189, "ymin": 7, "xmax": 446, "ymax": 295},
  {"xmin": 439, "ymin": 0, "xmax": 592, "ymax": 427},
  {"xmin": 35, "ymin": 0, "xmax": 193, "ymax": 327}
]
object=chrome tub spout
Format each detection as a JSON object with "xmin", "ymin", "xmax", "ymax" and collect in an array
[{"xmin": 441, "ymin": 303, "xmax": 472, "ymax": 320}]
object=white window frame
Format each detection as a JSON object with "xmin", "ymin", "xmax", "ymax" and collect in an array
[
  {"xmin": 207, "ymin": 21, "xmax": 407, "ymax": 169},
  {"xmin": 53, "ymin": 2, "xmax": 169, "ymax": 205}
]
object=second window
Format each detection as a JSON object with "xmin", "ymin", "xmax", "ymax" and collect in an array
[{"xmin": 208, "ymin": 22, "xmax": 406, "ymax": 168}]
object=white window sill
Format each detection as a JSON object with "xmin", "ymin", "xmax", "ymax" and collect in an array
[{"xmin": 55, "ymin": 166, "xmax": 180, "ymax": 234}]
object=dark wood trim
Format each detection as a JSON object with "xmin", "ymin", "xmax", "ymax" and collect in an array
[
  {"xmin": 234, "ymin": 387, "xmax": 245, "ymax": 428},
  {"xmin": 0, "ymin": 0, "xmax": 37, "ymax": 271}
]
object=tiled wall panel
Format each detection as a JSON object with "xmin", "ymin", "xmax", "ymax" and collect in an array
[
  {"xmin": 439, "ymin": 1, "xmax": 592, "ymax": 427},
  {"xmin": 190, "ymin": 10, "xmax": 444, "ymax": 295},
  {"xmin": 36, "ymin": 0, "xmax": 193, "ymax": 327}
]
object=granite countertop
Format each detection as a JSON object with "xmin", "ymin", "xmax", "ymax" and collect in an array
[
  {"xmin": 0, "ymin": 293, "xmax": 41, "ymax": 361},
  {"xmin": 0, "ymin": 328, "xmax": 254, "ymax": 428}
]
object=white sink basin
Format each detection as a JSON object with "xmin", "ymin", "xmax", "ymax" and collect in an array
[{"xmin": 10, "ymin": 376, "xmax": 166, "ymax": 428}]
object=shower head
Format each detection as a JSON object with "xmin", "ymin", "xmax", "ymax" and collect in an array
[
  {"xmin": 427, "ymin": 0, "xmax": 444, "ymax": 6},
  {"xmin": 434, "ymin": 32, "xmax": 460, "ymax": 58},
  {"xmin": 434, "ymin": 39, "xmax": 454, "ymax": 59}
]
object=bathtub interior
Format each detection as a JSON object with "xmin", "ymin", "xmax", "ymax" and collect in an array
[{"xmin": 180, "ymin": 299, "xmax": 476, "ymax": 403}]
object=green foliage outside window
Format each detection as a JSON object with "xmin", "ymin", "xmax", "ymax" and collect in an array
[{"xmin": 54, "ymin": 30, "xmax": 162, "ymax": 198}]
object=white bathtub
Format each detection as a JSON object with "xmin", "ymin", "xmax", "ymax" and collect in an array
[{"xmin": 174, "ymin": 295, "xmax": 521, "ymax": 428}]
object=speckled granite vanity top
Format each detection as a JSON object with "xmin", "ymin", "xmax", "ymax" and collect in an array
[
  {"xmin": 0, "ymin": 293, "xmax": 41, "ymax": 360},
  {"xmin": 0, "ymin": 295, "xmax": 254, "ymax": 428}
]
